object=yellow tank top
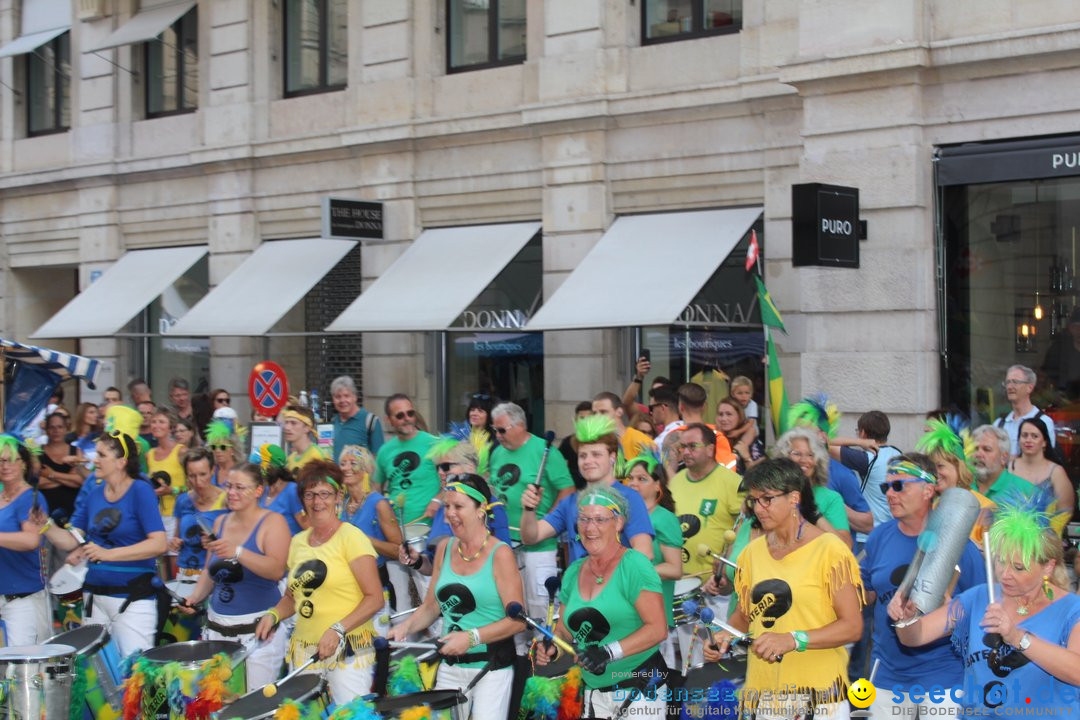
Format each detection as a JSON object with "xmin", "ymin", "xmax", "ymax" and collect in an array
[{"xmin": 147, "ymin": 443, "xmax": 187, "ymax": 516}]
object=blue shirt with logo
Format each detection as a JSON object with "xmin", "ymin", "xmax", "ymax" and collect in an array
[{"xmin": 72, "ymin": 478, "xmax": 165, "ymax": 590}]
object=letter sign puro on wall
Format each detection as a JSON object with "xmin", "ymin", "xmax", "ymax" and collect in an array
[{"xmin": 792, "ymin": 183, "xmax": 860, "ymax": 268}]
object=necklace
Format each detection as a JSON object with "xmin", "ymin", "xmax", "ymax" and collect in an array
[
  {"xmin": 1013, "ymin": 592, "xmax": 1039, "ymax": 616},
  {"xmin": 767, "ymin": 516, "xmax": 805, "ymax": 550},
  {"xmin": 587, "ymin": 549, "xmax": 623, "ymax": 585},
  {"xmin": 457, "ymin": 533, "xmax": 489, "ymax": 562},
  {"xmin": 309, "ymin": 523, "xmax": 339, "ymax": 547}
]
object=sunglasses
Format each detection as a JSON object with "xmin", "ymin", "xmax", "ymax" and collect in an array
[
  {"xmin": 215, "ymin": 397, "xmax": 231, "ymax": 405},
  {"xmin": 494, "ymin": 427, "xmax": 510, "ymax": 435},
  {"xmin": 209, "ymin": 444, "xmax": 232, "ymax": 451},
  {"xmin": 393, "ymin": 410, "xmax": 417, "ymax": 420},
  {"xmin": 437, "ymin": 462, "xmax": 455, "ymax": 472},
  {"xmin": 879, "ymin": 478, "xmax": 924, "ymax": 494}
]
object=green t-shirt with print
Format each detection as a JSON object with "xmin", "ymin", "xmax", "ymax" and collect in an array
[
  {"xmin": 374, "ymin": 431, "xmax": 441, "ymax": 524},
  {"xmin": 490, "ymin": 434, "xmax": 573, "ymax": 552},
  {"xmin": 648, "ymin": 505, "xmax": 683, "ymax": 627}
]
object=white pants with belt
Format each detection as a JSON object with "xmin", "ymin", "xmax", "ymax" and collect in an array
[
  {"xmin": 0, "ymin": 590, "xmax": 52, "ymax": 646},
  {"xmin": 435, "ymin": 663, "xmax": 513, "ymax": 720},
  {"xmin": 204, "ymin": 608, "xmax": 288, "ymax": 689},
  {"xmin": 82, "ymin": 593, "xmax": 157, "ymax": 658}
]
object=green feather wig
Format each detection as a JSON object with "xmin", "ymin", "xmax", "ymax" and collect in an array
[
  {"xmin": 204, "ymin": 420, "xmax": 235, "ymax": 446},
  {"xmin": 987, "ymin": 486, "xmax": 1057, "ymax": 568},
  {"xmin": 786, "ymin": 393, "xmax": 840, "ymax": 438},
  {"xmin": 574, "ymin": 415, "xmax": 617, "ymax": 444},
  {"xmin": 915, "ymin": 416, "xmax": 975, "ymax": 472}
]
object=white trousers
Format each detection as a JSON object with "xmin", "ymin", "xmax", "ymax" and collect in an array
[
  {"xmin": 869, "ymin": 690, "xmax": 961, "ymax": 719},
  {"xmin": 204, "ymin": 608, "xmax": 288, "ymax": 690},
  {"xmin": 82, "ymin": 593, "xmax": 157, "ymax": 658},
  {"xmin": 387, "ymin": 561, "xmax": 431, "ymax": 615},
  {"xmin": 0, "ymin": 590, "xmax": 52, "ymax": 646},
  {"xmin": 583, "ymin": 683, "xmax": 667, "ymax": 720},
  {"xmin": 298, "ymin": 659, "xmax": 372, "ymax": 707},
  {"xmin": 435, "ymin": 662, "xmax": 513, "ymax": 720},
  {"xmin": 522, "ymin": 549, "xmax": 558, "ymax": 619}
]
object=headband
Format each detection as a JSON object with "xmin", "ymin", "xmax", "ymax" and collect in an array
[
  {"xmin": 580, "ymin": 492, "xmax": 622, "ymax": 516},
  {"xmin": 887, "ymin": 460, "xmax": 936, "ymax": 485},
  {"xmin": 446, "ymin": 481, "xmax": 487, "ymax": 507},
  {"xmin": 627, "ymin": 454, "xmax": 659, "ymax": 475},
  {"xmin": 281, "ymin": 410, "xmax": 315, "ymax": 431},
  {"xmin": 321, "ymin": 476, "xmax": 341, "ymax": 492}
]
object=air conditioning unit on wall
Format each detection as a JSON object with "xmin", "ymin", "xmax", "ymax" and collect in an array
[{"xmin": 78, "ymin": 0, "xmax": 107, "ymax": 21}]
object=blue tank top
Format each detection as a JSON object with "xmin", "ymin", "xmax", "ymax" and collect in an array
[
  {"xmin": 263, "ymin": 485, "xmax": 304, "ymax": 535},
  {"xmin": 341, "ymin": 491, "xmax": 387, "ymax": 567},
  {"xmin": 208, "ymin": 512, "xmax": 283, "ymax": 615},
  {"xmin": 0, "ymin": 489, "xmax": 47, "ymax": 594}
]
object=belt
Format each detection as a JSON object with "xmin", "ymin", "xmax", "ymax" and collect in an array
[
  {"xmin": 177, "ymin": 568, "xmax": 201, "ymax": 578},
  {"xmin": 206, "ymin": 619, "xmax": 258, "ymax": 637},
  {"xmin": 443, "ymin": 638, "xmax": 515, "ymax": 669},
  {"xmin": 2, "ymin": 591, "xmax": 36, "ymax": 602}
]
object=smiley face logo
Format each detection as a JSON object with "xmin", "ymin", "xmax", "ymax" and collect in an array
[{"xmin": 848, "ymin": 678, "xmax": 876, "ymax": 708}]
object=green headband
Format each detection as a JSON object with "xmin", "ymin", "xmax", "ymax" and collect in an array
[
  {"xmin": 446, "ymin": 481, "xmax": 487, "ymax": 506},
  {"xmin": 580, "ymin": 492, "xmax": 622, "ymax": 516},
  {"xmin": 323, "ymin": 476, "xmax": 341, "ymax": 492},
  {"xmin": 627, "ymin": 454, "xmax": 659, "ymax": 475},
  {"xmin": 887, "ymin": 460, "xmax": 936, "ymax": 485}
]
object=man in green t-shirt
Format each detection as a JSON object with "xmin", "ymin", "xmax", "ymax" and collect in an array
[
  {"xmin": 373, "ymin": 393, "xmax": 442, "ymax": 615},
  {"xmin": 972, "ymin": 425, "xmax": 1038, "ymax": 501},
  {"xmin": 490, "ymin": 402, "xmax": 575, "ymax": 620}
]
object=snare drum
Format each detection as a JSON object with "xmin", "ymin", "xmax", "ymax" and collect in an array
[
  {"xmin": 138, "ymin": 640, "xmax": 246, "ymax": 720},
  {"xmin": 0, "ymin": 643, "xmax": 77, "ymax": 720},
  {"xmin": 220, "ymin": 674, "xmax": 329, "ymax": 720},
  {"xmin": 403, "ymin": 522, "xmax": 431, "ymax": 549},
  {"xmin": 46, "ymin": 625, "xmax": 123, "ymax": 720},
  {"xmin": 681, "ymin": 653, "xmax": 747, "ymax": 720},
  {"xmin": 374, "ymin": 689, "xmax": 468, "ymax": 720},
  {"xmin": 160, "ymin": 580, "xmax": 202, "ymax": 645},
  {"xmin": 672, "ymin": 578, "xmax": 704, "ymax": 625}
]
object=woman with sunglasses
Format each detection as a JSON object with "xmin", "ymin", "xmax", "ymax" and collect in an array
[
  {"xmin": 772, "ymin": 427, "xmax": 853, "ymax": 548},
  {"xmin": 0, "ymin": 435, "xmax": 53, "ymax": 645},
  {"xmin": 206, "ymin": 419, "xmax": 241, "ymax": 487},
  {"xmin": 859, "ymin": 455, "xmax": 985, "ymax": 718},
  {"xmin": 39, "ymin": 417, "xmax": 167, "ymax": 657},
  {"xmin": 706, "ymin": 458, "xmax": 863, "ymax": 719},
  {"xmin": 178, "ymin": 462, "xmax": 290, "ymax": 688},
  {"xmin": 210, "ymin": 388, "xmax": 231, "ymax": 411},
  {"xmin": 170, "ymin": 448, "xmax": 226, "ymax": 585},
  {"xmin": 256, "ymin": 459, "xmax": 383, "ymax": 703},
  {"xmin": 1008, "ymin": 417, "xmax": 1075, "ymax": 521},
  {"xmin": 282, "ymin": 405, "xmax": 326, "ymax": 473},
  {"xmin": 389, "ymin": 473, "xmax": 526, "ymax": 720},
  {"xmin": 623, "ymin": 455, "xmax": 683, "ymax": 667},
  {"xmin": 534, "ymin": 485, "xmax": 669, "ymax": 720},
  {"xmin": 892, "ymin": 490, "xmax": 1080, "ymax": 713}
]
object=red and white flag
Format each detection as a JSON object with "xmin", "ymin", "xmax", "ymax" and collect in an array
[{"xmin": 745, "ymin": 229, "xmax": 759, "ymax": 272}]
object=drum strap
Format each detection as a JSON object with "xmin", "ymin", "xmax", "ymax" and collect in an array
[{"xmin": 443, "ymin": 638, "xmax": 515, "ymax": 669}]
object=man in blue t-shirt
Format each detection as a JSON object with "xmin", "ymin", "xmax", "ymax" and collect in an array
[
  {"xmin": 860, "ymin": 454, "xmax": 986, "ymax": 719},
  {"xmin": 330, "ymin": 375, "xmax": 384, "ymax": 461}
]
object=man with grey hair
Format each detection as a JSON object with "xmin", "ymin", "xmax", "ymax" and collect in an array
[
  {"xmin": 489, "ymin": 402, "xmax": 574, "ymax": 620},
  {"xmin": 330, "ymin": 375, "xmax": 384, "ymax": 461},
  {"xmin": 993, "ymin": 364, "xmax": 1055, "ymax": 457},
  {"xmin": 971, "ymin": 424, "xmax": 1037, "ymax": 501}
]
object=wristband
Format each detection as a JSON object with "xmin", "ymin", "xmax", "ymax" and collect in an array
[
  {"xmin": 265, "ymin": 609, "xmax": 281, "ymax": 626},
  {"xmin": 790, "ymin": 630, "xmax": 809, "ymax": 652},
  {"xmin": 331, "ymin": 622, "xmax": 347, "ymax": 638},
  {"xmin": 39, "ymin": 519, "xmax": 53, "ymax": 535},
  {"xmin": 605, "ymin": 641, "xmax": 624, "ymax": 661},
  {"xmin": 409, "ymin": 554, "xmax": 424, "ymax": 570},
  {"xmin": 234, "ymin": 546, "xmax": 244, "ymax": 562},
  {"xmin": 468, "ymin": 628, "xmax": 481, "ymax": 648}
]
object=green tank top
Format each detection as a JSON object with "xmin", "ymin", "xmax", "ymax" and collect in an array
[{"xmin": 436, "ymin": 537, "xmax": 507, "ymax": 669}]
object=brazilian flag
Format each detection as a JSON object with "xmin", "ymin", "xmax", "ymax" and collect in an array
[{"xmin": 754, "ymin": 275, "xmax": 785, "ymax": 332}]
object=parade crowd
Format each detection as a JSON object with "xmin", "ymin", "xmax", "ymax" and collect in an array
[{"xmin": 0, "ymin": 363, "xmax": 1078, "ymax": 720}]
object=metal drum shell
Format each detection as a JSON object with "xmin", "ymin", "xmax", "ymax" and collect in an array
[{"xmin": 0, "ymin": 643, "xmax": 77, "ymax": 720}]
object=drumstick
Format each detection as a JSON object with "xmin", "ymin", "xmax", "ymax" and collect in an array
[
  {"xmin": 696, "ymin": 543, "xmax": 738, "ymax": 571},
  {"xmin": 523, "ymin": 432, "xmax": 556, "ymax": 511},
  {"xmin": 231, "ymin": 639, "xmax": 266, "ymax": 670},
  {"xmin": 506, "ymin": 602, "xmax": 576, "ymax": 656},
  {"xmin": 544, "ymin": 575, "xmax": 560, "ymax": 631},
  {"xmin": 393, "ymin": 494, "xmax": 408, "ymax": 553},
  {"xmin": 195, "ymin": 516, "xmax": 217, "ymax": 541},
  {"xmin": 262, "ymin": 652, "xmax": 319, "ymax": 697}
]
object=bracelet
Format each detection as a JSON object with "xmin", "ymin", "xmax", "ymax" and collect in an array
[
  {"xmin": 790, "ymin": 630, "xmax": 809, "ymax": 652},
  {"xmin": 468, "ymin": 628, "xmax": 481, "ymax": 648},
  {"xmin": 331, "ymin": 622, "xmax": 347, "ymax": 638},
  {"xmin": 234, "ymin": 546, "xmax": 244, "ymax": 562},
  {"xmin": 409, "ymin": 554, "xmax": 424, "ymax": 570},
  {"xmin": 38, "ymin": 519, "xmax": 53, "ymax": 535},
  {"xmin": 265, "ymin": 609, "xmax": 281, "ymax": 626},
  {"xmin": 605, "ymin": 641, "xmax": 624, "ymax": 661}
]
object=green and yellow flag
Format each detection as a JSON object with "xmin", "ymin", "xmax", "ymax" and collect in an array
[
  {"xmin": 767, "ymin": 333, "xmax": 789, "ymax": 437},
  {"xmin": 754, "ymin": 275, "xmax": 785, "ymax": 332}
]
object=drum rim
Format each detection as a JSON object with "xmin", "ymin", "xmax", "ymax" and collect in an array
[
  {"xmin": 141, "ymin": 639, "xmax": 244, "ymax": 666},
  {"xmin": 44, "ymin": 625, "xmax": 109, "ymax": 655},
  {"xmin": 223, "ymin": 674, "xmax": 326, "ymax": 719},
  {"xmin": 374, "ymin": 689, "xmax": 467, "ymax": 712},
  {"xmin": 0, "ymin": 643, "xmax": 77, "ymax": 663},
  {"xmin": 673, "ymin": 577, "xmax": 703, "ymax": 592}
]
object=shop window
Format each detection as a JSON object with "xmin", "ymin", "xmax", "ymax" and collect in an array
[
  {"xmin": 642, "ymin": 0, "xmax": 741, "ymax": 44},
  {"xmin": 943, "ymin": 178, "xmax": 1080, "ymax": 474},
  {"xmin": 284, "ymin": 0, "xmax": 347, "ymax": 97},
  {"xmin": 447, "ymin": 0, "xmax": 526, "ymax": 73},
  {"xmin": 146, "ymin": 6, "xmax": 198, "ymax": 117},
  {"xmin": 443, "ymin": 233, "xmax": 543, "ymax": 431},
  {"xmin": 27, "ymin": 31, "xmax": 70, "ymax": 135}
]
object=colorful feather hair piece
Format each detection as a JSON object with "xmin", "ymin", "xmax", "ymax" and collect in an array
[
  {"xmin": 916, "ymin": 416, "xmax": 975, "ymax": 471},
  {"xmin": 786, "ymin": 394, "xmax": 840, "ymax": 438},
  {"xmin": 326, "ymin": 695, "xmax": 383, "ymax": 720},
  {"xmin": 987, "ymin": 485, "xmax": 1059, "ymax": 568},
  {"xmin": 274, "ymin": 697, "xmax": 326, "ymax": 720},
  {"xmin": 574, "ymin": 415, "xmax": 617, "ymax": 444},
  {"xmin": 204, "ymin": 420, "xmax": 235, "ymax": 446}
]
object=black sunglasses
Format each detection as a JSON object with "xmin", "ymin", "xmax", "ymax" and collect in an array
[
  {"xmin": 879, "ymin": 478, "xmax": 922, "ymax": 494},
  {"xmin": 215, "ymin": 396, "xmax": 231, "ymax": 405},
  {"xmin": 437, "ymin": 462, "xmax": 454, "ymax": 472},
  {"xmin": 493, "ymin": 427, "xmax": 510, "ymax": 435},
  {"xmin": 394, "ymin": 410, "xmax": 417, "ymax": 420}
]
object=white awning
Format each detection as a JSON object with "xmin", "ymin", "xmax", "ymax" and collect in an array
[
  {"xmin": 326, "ymin": 222, "xmax": 542, "ymax": 332},
  {"xmin": 31, "ymin": 246, "xmax": 208, "ymax": 339},
  {"xmin": 167, "ymin": 238, "xmax": 357, "ymax": 336},
  {"xmin": 0, "ymin": 0, "xmax": 70, "ymax": 58},
  {"xmin": 90, "ymin": 0, "xmax": 195, "ymax": 52},
  {"xmin": 525, "ymin": 207, "xmax": 762, "ymax": 330}
]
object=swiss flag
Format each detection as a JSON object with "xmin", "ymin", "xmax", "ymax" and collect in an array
[{"xmin": 745, "ymin": 229, "xmax": 759, "ymax": 272}]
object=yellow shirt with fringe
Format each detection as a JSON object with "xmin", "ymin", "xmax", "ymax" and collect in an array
[
  {"xmin": 734, "ymin": 532, "xmax": 864, "ymax": 715},
  {"xmin": 286, "ymin": 522, "xmax": 377, "ymax": 670}
]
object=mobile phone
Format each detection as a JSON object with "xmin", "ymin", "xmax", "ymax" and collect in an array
[{"xmin": 639, "ymin": 349, "xmax": 651, "ymax": 363}]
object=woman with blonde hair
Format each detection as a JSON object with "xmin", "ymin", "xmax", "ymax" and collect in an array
[{"xmin": 771, "ymin": 427, "xmax": 852, "ymax": 547}]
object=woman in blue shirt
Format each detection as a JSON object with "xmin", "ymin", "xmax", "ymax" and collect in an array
[{"xmin": 0, "ymin": 434, "xmax": 52, "ymax": 645}]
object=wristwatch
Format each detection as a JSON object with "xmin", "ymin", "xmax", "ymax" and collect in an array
[{"xmin": 1017, "ymin": 632, "xmax": 1032, "ymax": 651}]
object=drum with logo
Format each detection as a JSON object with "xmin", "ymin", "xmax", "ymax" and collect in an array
[{"xmin": 137, "ymin": 640, "xmax": 246, "ymax": 720}]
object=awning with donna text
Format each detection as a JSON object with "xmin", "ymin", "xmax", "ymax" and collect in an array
[
  {"xmin": 31, "ymin": 246, "xmax": 208, "ymax": 339},
  {"xmin": 89, "ymin": 0, "xmax": 195, "ymax": 52},
  {"xmin": 525, "ymin": 207, "xmax": 762, "ymax": 331},
  {"xmin": 166, "ymin": 238, "xmax": 357, "ymax": 336},
  {"xmin": 326, "ymin": 222, "xmax": 541, "ymax": 332},
  {"xmin": 0, "ymin": 0, "xmax": 70, "ymax": 58}
]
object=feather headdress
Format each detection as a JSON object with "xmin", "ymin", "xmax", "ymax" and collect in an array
[
  {"xmin": 425, "ymin": 422, "xmax": 491, "ymax": 477},
  {"xmin": 987, "ymin": 485, "xmax": 1062, "ymax": 567},
  {"xmin": 574, "ymin": 415, "xmax": 617, "ymax": 444},
  {"xmin": 786, "ymin": 393, "xmax": 840, "ymax": 438},
  {"xmin": 915, "ymin": 415, "xmax": 975, "ymax": 471}
]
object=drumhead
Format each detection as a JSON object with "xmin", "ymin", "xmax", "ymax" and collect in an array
[
  {"xmin": 142, "ymin": 640, "xmax": 243, "ymax": 665},
  {"xmin": 375, "ymin": 690, "xmax": 466, "ymax": 713},
  {"xmin": 686, "ymin": 652, "xmax": 748, "ymax": 683},
  {"xmin": 673, "ymin": 577, "xmax": 702, "ymax": 594},
  {"xmin": 404, "ymin": 523, "xmax": 430, "ymax": 545},
  {"xmin": 222, "ymin": 674, "xmax": 324, "ymax": 719},
  {"xmin": 48, "ymin": 563, "xmax": 88, "ymax": 595},
  {"xmin": 0, "ymin": 644, "xmax": 77, "ymax": 663},
  {"xmin": 45, "ymin": 625, "xmax": 108, "ymax": 656}
]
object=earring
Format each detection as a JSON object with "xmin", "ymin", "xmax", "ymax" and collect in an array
[{"xmin": 1043, "ymin": 575, "xmax": 1054, "ymax": 600}]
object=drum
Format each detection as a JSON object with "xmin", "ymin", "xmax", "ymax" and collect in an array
[
  {"xmin": 374, "ymin": 689, "xmax": 468, "ymax": 720},
  {"xmin": 403, "ymin": 522, "xmax": 431, "ymax": 549},
  {"xmin": 680, "ymin": 653, "xmax": 747, "ymax": 720},
  {"xmin": 0, "ymin": 643, "xmax": 76, "ymax": 720},
  {"xmin": 48, "ymin": 562, "xmax": 88, "ymax": 606},
  {"xmin": 520, "ymin": 648, "xmax": 582, "ymax": 720},
  {"xmin": 138, "ymin": 640, "xmax": 246, "ymax": 720},
  {"xmin": 672, "ymin": 578, "xmax": 704, "ymax": 625},
  {"xmin": 385, "ymin": 646, "xmax": 440, "ymax": 695},
  {"xmin": 220, "ymin": 674, "xmax": 329, "ymax": 720},
  {"xmin": 159, "ymin": 580, "xmax": 202, "ymax": 645},
  {"xmin": 46, "ymin": 625, "xmax": 123, "ymax": 720}
]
